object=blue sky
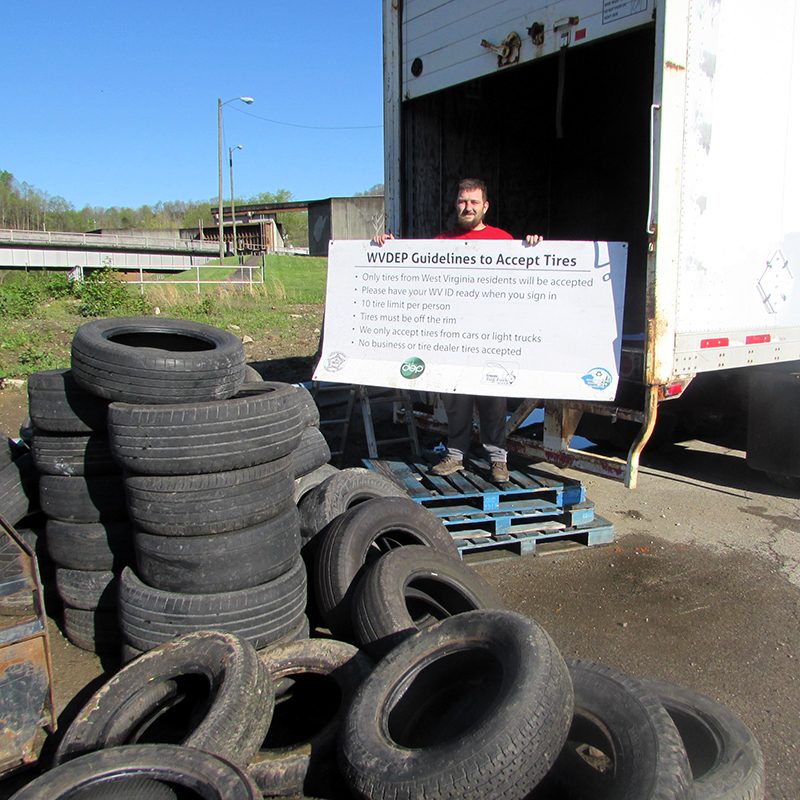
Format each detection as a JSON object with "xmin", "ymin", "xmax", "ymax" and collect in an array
[{"xmin": 2, "ymin": 1, "xmax": 385, "ymax": 210}]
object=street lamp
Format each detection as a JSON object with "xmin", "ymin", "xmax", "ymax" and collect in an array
[
  {"xmin": 218, "ymin": 96, "xmax": 253, "ymax": 263},
  {"xmin": 229, "ymin": 145, "xmax": 242, "ymax": 258}
]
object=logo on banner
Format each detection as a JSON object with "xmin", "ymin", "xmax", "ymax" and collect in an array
[
  {"xmin": 581, "ymin": 367, "xmax": 613, "ymax": 390},
  {"xmin": 400, "ymin": 357, "xmax": 426, "ymax": 379},
  {"xmin": 324, "ymin": 351, "xmax": 347, "ymax": 372}
]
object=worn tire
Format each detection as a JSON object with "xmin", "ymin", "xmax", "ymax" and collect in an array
[
  {"xmin": 315, "ymin": 496, "xmax": 459, "ymax": 639},
  {"xmin": 56, "ymin": 568, "xmax": 119, "ymax": 610},
  {"xmin": 71, "ymin": 316, "xmax": 247, "ymax": 404},
  {"xmin": 352, "ymin": 545, "xmax": 506, "ymax": 659},
  {"xmin": 54, "ymin": 630, "xmax": 274, "ymax": 769},
  {"xmin": 249, "ymin": 639, "xmax": 374, "ymax": 796},
  {"xmin": 62, "ymin": 606, "xmax": 122, "ymax": 653},
  {"xmin": 295, "ymin": 384, "xmax": 320, "ymax": 427},
  {"xmin": 39, "ymin": 474, "xmax": 127, "ymax": 523},
  {"xmin": 46, "ymin": 519, "xmax": 134, "ymax": 571},
  {"xmin": 119, "ymin": 560, "xmax": 308, "ymax": 651},
  {"xmin": 543, "ymin": 659, "xmax": 694, "ymax": 800},
  {"xmin": 124, "ymin": 455, "xmax": 293, "ymax": 536},
  {"xmin": 340, "ymin": 609, "xmax": 573, "ymax": 800},
  {"xmin": 134, "ymin": 504, "xmax": 301, "ymax": 594},
  {"xmin": 642, "ymin": 678, "xmax": 765, "ymax": 800},
  {"xmin": 0, "ymin": 451, "xmax": 39, "ymax": 524},
  {"xmin": 108, "ymin": 382, "xmax": 304, "ymax": 475},
  {"xmin": 292, "ymin": 425, "xmax": 332, "ymax": 478},
  {"xmin": 298, "ymin": 467, "xmax": 408, "ymax": 540},
  {"xmin": 294, "ymin": 463, "xmax": 339, "ymax": 505},
  {"xmin": 31, "ymin": 431, "xmax": 119, "ymax": 476},
  {"xmin": 27, "ymin": 368, "xmax": 109, "ymax": 433},
  {"xmin": 12, "ymin": 745, "xmax": 261, "ymax": 800}
]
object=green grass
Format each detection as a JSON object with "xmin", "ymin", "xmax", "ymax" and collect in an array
[{"xmin": 0, "ymin": 256, "xmax": 328, "ymax": 379}]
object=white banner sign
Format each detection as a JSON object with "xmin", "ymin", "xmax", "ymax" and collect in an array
[{"xmin": 313, "ymin": 239, "xmax": 627, "ymax": 399}]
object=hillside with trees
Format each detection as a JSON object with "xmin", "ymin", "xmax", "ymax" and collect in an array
[{"xmin": 0, "ymin": 170, "xmax": 312, "ymax": 247}]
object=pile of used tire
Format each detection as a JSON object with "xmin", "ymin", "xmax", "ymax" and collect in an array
[{"xmin": 9, "ymin": 316, "xmax": 765, "ymax": 799}]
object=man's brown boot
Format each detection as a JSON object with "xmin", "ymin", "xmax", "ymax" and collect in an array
[
  {"xmin": 430, "ymin": 456, "xmax": 464, "ymax": 476},
  {"xmin": 491, "ymin": 462, "xmax": 510, "ymax": 483}
]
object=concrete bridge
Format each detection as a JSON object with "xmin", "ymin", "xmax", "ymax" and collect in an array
[{"xmin": 0, "ymin": 229, "xmax": 218, "ymax": 272}]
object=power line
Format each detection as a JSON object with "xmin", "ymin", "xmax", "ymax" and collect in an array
[{"xmin": 233, "ymin": 105, "xmax": 382, "ymax": 130}]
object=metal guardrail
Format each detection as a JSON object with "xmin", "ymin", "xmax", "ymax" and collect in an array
[{"xmin": 0, "ymin": 228, "xmax": 218, "ymax": 254}]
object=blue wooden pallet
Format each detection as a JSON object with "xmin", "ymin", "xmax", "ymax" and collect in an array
[
  {"xmin": 363, "ymin": 458, "xmax": 585, "ymax": 511},
  {"xmin": 456, "ymin": 514, "xmax": 615, "ymax": 564},
  {"xmin": 442, "ymin": 500, "xmax": 595, "ymax": 537}
]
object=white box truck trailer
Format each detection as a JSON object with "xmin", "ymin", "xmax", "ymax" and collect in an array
[{"xmin": 382, "ymin": 0, "xmax": 800, "ymax": 487}]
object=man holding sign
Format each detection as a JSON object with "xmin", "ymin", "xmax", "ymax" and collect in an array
[{"xmin": 375, "ymin": 178, "xmax": 543, "ymax": 484}]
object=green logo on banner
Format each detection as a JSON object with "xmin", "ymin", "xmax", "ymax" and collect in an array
[{"xmin": 400, "ymin": 357, "xmax": 426, "ymax": 379}]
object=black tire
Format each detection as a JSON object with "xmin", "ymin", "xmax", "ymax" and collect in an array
[
  {"xmin": 0, "ymin": 451, "xmax": 39, "ymax": 524},
  {"xmin": 295, "ymin": 384, "xmax": 320, "ymax": 427},
  {"xmin": 71, "ymin": 316, "xmax": 247, "ymax": 405},
  {"xmin": 27, "ymin": 368, "xmax": 109, "ymax": 433},
  {"xmin": 54, "ymin": 629, "xmax": 274, "ymax": 769},
  {"xmin": 31, "ymin": 431, "xmax": 119, "ymax": 476},
  {"xmin": 62, "ymin": 606, "xmax": 122, "ymax": 653},
  {"xmin": 134, "ymin": 504, "xmax": 301, "ymax": 594},
  {"xmin": 56, "ymin": 568, "xmax": 119, "ymax": 610},
  {"xmin": 249, "ymin": 639, "xmax": 374, "ymax": 796},
  {"xmin": 12, "ymin": 744, "xmax": 262, "ymax": 800},
  {"xmin": 339, "ymin": 609, "xmax": 573, "ymax": 800},
  {"xmin": 298, "ymin": 466, "xmax": 408, "ymax": 541},
  {"xmin": 46, "ymin": 519, "xmax": 134, "ymax": 571},
  {"xmin": 314, "ymin": 496, "xmax": 459, "ymax": 639},
  {"xmin": 294, "ymin": 463, "xmax": 339, "ymax": 505},
  {"xmin": 352, "ymin": 545, "xmax": 506, "ymax": 659},
  {"xmin": 119, "ymin": 560, "xmax": 308, "ymax": 651},
  {"xmin": 0, "ymin": 436, "xmax": 29, "ymax": 469},
  {"xmin": 543, "ymin": 659, "xmax": 694, "ymax": 800},
  {"xmin": 107, "ymin": 382, "xmax": 304, "ymax": 475},
  {"xmin": 292, "ymin": 426, "xmax": 332, "ymax": 478},
  {"xmin": 642, "ymin": 678, "xmax": 765, "ymax": 800},
  {"xmin": 39, "ymin": 474, "xmax": 127, "ymax": 523},
  {"xmin": 124, "ymin": 456, "xmax": 293, "ymax": 536}
]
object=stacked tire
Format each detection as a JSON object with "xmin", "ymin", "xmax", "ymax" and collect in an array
[
  {"xmin": 90, "ymin": 327, "xmax": 311, "ymax": 657},
  {"xmin": 27, "ymin": 368, "xmax": 132, "ymax": 653}
]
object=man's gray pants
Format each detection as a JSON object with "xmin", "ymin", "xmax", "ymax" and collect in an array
[{"xmin": 441, "ymin": 394, "xmax": 507, "ymax": 463}]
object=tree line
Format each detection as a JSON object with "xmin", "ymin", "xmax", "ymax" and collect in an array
[{"xmin": 0, "ymin": 170, "xmax": 314, "ymax": 247}]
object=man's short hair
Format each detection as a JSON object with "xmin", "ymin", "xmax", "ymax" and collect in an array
[{"xmin": 457, "ymin": 178, "xmax": 488, "ymax": 202}]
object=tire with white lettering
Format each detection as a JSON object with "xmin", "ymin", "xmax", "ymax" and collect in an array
[
  {"xmin": 124, "ymin": 456, "xmax": 293, "ymax": 536},
  {"xmin": 339, "ymin": 610, "xmax": 573, "ymax": 800},
  {"xmin": 27, "ymin": 368, "xmax": 109, "ymax": 433},
  {"xmin": 249, "ymin": 639, "xmax": 374, "ymax": 796},
  {"xmin": 0, "ymin": 451, "xmax": 39, "ymax": 525},
  {"xmin": 107, "ymin": 382, "xmax": 303, "ymax": 475},
  {"xmin": 298, "ymin": 467, "xmax": 408, "ymax": 541},
  {"xmin": 541, "ymin": 660, "xmax": 693, "ymax": 800},
  {"xmin": 118, "ymin": 560, "xmax": 307, "ymax": 652},
  {"xmin": 294, "ymin": 464, "xmax": 339, "ymax": 505},
  {"xmin": 314, "ymin": 496, "xmax": 459, "ymax": 639},
  {"xmin": 31, "ymin": 431, "xmax": 119, "ymax": 476},
  {"xmin": 642, "ymin": 678, "xmax": 765, "ymax": 800},
  {"xmin": 292, "ymin": 426, "xmax": 331, "ymax": 478},
  {"xmin": 13, "ymin": 745, "xmax": 262, "ymax": 800},
  {"xmin": 71, "ymin": 317, "xmax": 247, "ymax": 405},
  {"xmin": 134, "ymin": 504, "xmax": 301, "ymax": 594},
  {"xmin": 46, "ymin": 519, "xmax": 134, "ymax": 571},
  {"xmin": 54, "ymin": 630, "xmax": 274, "ymax": 769},
  {"xmin": 39, "ymin": 474, "xmax": 127, "ymax": 523},
  {"xmin": 352, "ymin": 545, "xmax": 506, "ymax": 659}
]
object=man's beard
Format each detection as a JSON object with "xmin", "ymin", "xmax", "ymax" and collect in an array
[{"xmin": 457, "ymin": 208, "xmax": 485, "ymax": 230}]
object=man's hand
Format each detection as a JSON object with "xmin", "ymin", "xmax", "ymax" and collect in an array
[
  {"xmin": 525, "ymin": 234, "xmax": 544, "ymax": 245},
  {"xmin": 372, "ymin": 232, "xmax": 396, "ymax": 245}
]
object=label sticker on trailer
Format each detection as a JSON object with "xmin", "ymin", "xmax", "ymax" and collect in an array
[{"xmin": 603, "ymin": 0, "xmax": 648, "ymax": 25}]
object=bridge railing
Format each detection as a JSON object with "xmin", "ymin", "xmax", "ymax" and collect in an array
[{"xmin": 0, "ymin": 228, "xmax": 218, "ymax": 254}]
